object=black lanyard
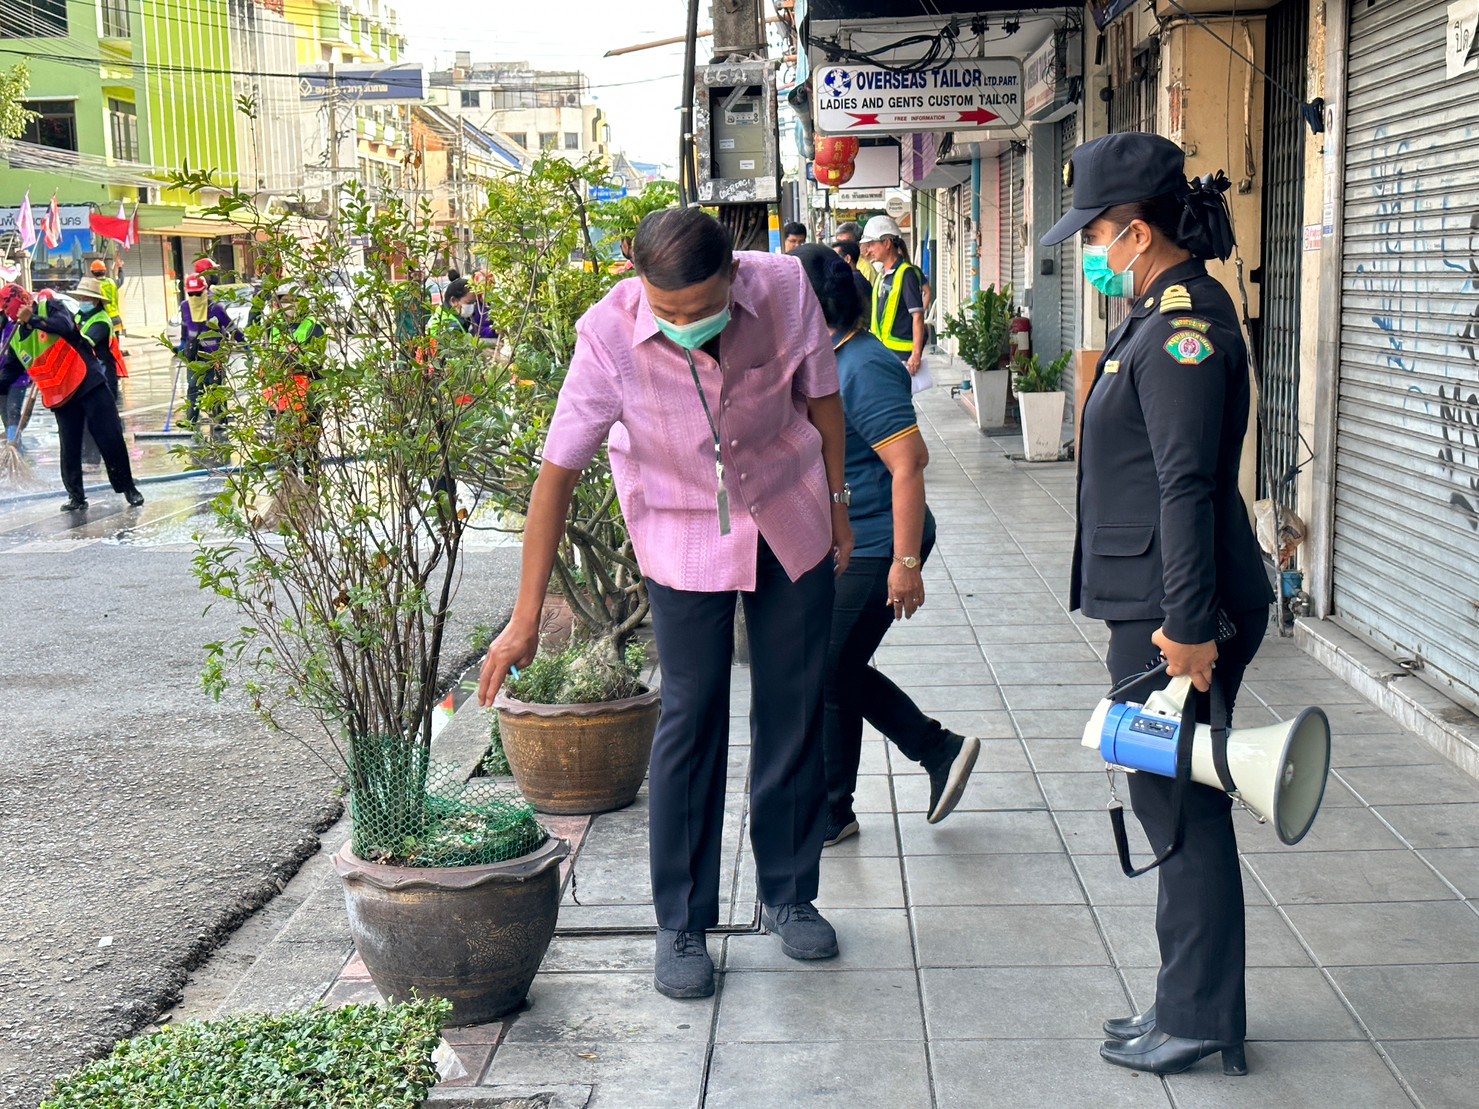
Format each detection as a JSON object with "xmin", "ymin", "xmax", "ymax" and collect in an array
[{"xmin": 684, "ymin": 349, "xmax": 731, "ymax": 536}]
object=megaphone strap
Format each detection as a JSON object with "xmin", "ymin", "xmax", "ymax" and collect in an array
[
  {"xmin": 1207, "ymin": 677, "xmax": 1237, "ymax": 795},
  {"xmin": 1113, "ymin": 676, "xmax": 1198, "ymax": 878}
]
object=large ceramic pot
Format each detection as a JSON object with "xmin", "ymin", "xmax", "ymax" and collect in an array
[
  {"xmin": 495, "ymin": 687, "xmax": 661, "ymax": 815},
  {"xmin": 1018, "ymin": 390, "xmax": 1067, "ymax": 461},
  {"xmin": 970, "ymin": 367, "xmax": 1011, "ymax": 430},
  {"xmin": 334, "ymin": 836, "xmax": 567, "ymax": 1025}
]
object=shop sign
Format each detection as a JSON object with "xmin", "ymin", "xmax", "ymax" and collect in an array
[{"xmin": 814, "ymin": 58, "xmax": 1022, "ymax": 135}]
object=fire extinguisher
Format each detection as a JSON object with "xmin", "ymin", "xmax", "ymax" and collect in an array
[{"xmin": 1009, "ymin": 313, "xmax": 1032, "ymax": 361}]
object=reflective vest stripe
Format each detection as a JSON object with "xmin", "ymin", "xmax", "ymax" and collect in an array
[
  {"xmin": 870, "ymin": 264, "xmax": 918, "ymax": 353},
  {"xmin": 28, "ymin": 326, "xmax": 88, "ymax": 408}
]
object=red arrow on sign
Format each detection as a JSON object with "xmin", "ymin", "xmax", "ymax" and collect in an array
[
  {"xmin": 956, "ymin": 108, "xmax": 1001, "ymax": 126},
  {"xmin": 846, "ymin": 113, "xmax": 881, "ymax": 127}
]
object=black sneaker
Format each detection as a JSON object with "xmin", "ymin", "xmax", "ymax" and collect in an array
[
  {"xmin": 654, "ymin": 928, "xmax": 714, "ymax": 999},
  {"xmin": 59, "ymin": 498, "xmax": 88, "ymax": 512},
  {"xmin": 823, "ymin": 813, "xmax": 860, "ymax": 848},
  {"xmin": 761, "ymin": 902, "xmax": 838, "ymax": 960},
  {"xmin": 124, "ymin": 487, "xmax": 145, "ymax": 507},
  {"xmin": 926, "ymin": 735, "xmax": 981, "ymax": 824}
]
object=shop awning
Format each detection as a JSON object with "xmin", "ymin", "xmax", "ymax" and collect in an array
[{"xmin": 138, "ymin": 217, "xmax": 254, "ymax": 238}]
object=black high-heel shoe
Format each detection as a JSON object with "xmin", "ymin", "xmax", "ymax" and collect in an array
[
  {"xmin": 1103, "ymin": 1005, "xmax": 1156, "ymax": 1041},
  {"xmin": 1099, "ymin": 1029, "xmax": 1247, "ymax": 1076}
]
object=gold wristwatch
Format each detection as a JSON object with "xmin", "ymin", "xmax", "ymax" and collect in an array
[{"xmin": 893, "ymin": 555, "xmax": 921, "ymax": 569}]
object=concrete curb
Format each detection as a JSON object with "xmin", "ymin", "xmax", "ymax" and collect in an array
[{"xmin": 1296, "ymin": 615, "xmax": 1479, "ymax": 781}]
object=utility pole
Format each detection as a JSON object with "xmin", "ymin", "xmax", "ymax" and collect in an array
[{"xmin": 711, "ymin": 0, "xmax": 771, "ymax": 252}]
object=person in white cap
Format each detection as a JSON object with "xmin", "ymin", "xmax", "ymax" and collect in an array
[{"xmin": 858, "ymin": 215, "xmax": 926, "ymax": 380}]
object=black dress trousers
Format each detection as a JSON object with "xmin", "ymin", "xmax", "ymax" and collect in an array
[
  {"xmin": 53, "ymin": 379, "xmax": 136, "ymax": 502},
  {"xmin": 644, "ymin": 540, "xmax": 834, "ymax": 932},
  {"xmin": 1105, "ymin": 606, "xmax": 1269, "ymax": 1043}
]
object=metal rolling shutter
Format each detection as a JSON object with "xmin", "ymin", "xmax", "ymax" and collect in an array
[
  {"xmin": 1057, "ymin": 112, "xmax": 1080, "ymax": 407},
  {"xmin": 996, "ymin": 148, "xmax": 1014, "ymax": 293},
  {"xmin": 1333, "ymin": 0, "xmax": 1479, "ymax": 706},
  {"xmin": 1009, "ymin": 146, "xmax": 1026, "ymax": 300},
  {"xmin": 1258, "ymin": 0, "xmax": 1308, "ymax": 506}
]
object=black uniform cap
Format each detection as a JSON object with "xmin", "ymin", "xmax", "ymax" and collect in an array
[{"xmin": 1041, "ymin": 132, "xmax": 1188, "ymax": 247}]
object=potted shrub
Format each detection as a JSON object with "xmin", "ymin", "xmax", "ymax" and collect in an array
[
  {"xmin": 1013, "ymin": 349, "xmax": 1073, "ymax": 461},
  {"xmin": 186, "ymin": 175, "xmax": 567, "ymax": 1025},
  {"xmin": 943, "ymin": 283, "xmax": 1016, "ymax": 430},
  {"xmin": 495, "ymin": 638, "xmax": 659, "ymax": 814},
  {"xmin": 460, "ymin": 157, "xmax": 662, "ymax": 814}
]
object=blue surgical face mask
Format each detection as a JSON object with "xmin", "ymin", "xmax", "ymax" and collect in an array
[
  {"xmin": 655, "ymin": 305, "xmax": 731, "ymax": 351},
  {"xmin": 1082, "ymin": 223, "xmax": 1142, "ymax": 299}
]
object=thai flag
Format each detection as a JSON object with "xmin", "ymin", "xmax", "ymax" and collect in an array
[{"xmin": 42, "ymin": 194, "xmax": 62, "ymax": 249}]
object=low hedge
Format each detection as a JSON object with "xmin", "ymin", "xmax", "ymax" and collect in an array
[{"xmin": 42, "ymin": 999, "xmax": 450, "ymax": 1108}]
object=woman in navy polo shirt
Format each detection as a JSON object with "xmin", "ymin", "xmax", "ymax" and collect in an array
[{"xmin": 792, "ymin": 245, "xmax": 981, "ymax": 847}]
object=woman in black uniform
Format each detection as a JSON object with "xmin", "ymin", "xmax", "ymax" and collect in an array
[{"xmin": 1041, "ymin": 133, "xmax": 1274, "ymax": 1076}]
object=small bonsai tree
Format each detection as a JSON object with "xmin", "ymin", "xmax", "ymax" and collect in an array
[{"xmin": 943, "ymin": 284, "xmax": 1016, "ymax": 373}]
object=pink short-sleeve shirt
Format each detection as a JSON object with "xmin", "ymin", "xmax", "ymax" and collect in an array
[{"xmin": 541, "ymin": 250, "xmax": 840, "ymax": 592}]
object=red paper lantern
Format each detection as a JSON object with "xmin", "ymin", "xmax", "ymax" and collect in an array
[
  {"xmin": 813, "ymin": 161, "xmax": 856, "ymax": 187},
  {"xmin": 813, "ymin": 135, "xmax": 861, "ymax": 167}
]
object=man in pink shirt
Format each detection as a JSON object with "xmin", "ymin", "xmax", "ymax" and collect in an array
[{"xmin": 479, "ymin": 208, "xmax": 854, "ymax": 999}]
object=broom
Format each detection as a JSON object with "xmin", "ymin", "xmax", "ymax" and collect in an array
[{"xmin": 0, "ymin": 384, "xmax": 40, "ymax": 488}]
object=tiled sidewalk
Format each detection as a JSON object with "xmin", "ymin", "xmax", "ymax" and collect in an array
[{"xmin": 339, "ymin": 381, "xmax": 1479, "ymax": 1108}]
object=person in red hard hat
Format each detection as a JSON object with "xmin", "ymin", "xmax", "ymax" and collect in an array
[{"xmin": 177, "ymin": 273, "xmax": 243, "ymax": 427}]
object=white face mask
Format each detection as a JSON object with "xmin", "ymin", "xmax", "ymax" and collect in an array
[{"xmin": 458, "ymin": 301, "xmax": 476, "ymax": 319}]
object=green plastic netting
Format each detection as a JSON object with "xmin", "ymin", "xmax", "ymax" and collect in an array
[{"xmin": 348, "ymin": 734, "xmax": 547, "ymax": 868}]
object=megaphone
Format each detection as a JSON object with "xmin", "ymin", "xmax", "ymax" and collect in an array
[{"xmin": 1083, "ymin": 672, "xmax": 1332, "ymax": 849}]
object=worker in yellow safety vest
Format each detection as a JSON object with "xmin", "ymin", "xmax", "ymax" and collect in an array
[
  {"xmin": 89, "ymin": 259, "xmax": 125, "ymax": 334},
  {"xmin": 859, "ymin": 215, "xmax": 926, "ymax": 380}
]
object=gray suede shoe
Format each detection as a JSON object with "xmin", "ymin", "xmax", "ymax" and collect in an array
[
  {"xmin": 761, "ymin": 902, "xmax": 839, "ymax": 960},
  {"xmin": 654, "ymin": 928, "xmax": 714, "ymax": 999}
]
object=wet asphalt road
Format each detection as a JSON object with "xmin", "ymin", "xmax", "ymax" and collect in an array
[{"xmin": 0, "ymin": 344, "xmax": 519, "ymax": 1107}]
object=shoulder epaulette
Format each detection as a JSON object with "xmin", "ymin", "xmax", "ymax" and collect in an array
[{"xmin": 1159, "ymin": 284, "xmax": 1193, "ymax": 313}]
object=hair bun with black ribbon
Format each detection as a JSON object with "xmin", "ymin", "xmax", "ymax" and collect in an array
[{"xmin": 1176, "ymin": 172, "xmax": 1236, "ymax": 262}]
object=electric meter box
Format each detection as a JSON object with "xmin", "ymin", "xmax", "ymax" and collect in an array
[{"xmin": 694, "ymin": 61, "xmax": 779, "ymax": 204}]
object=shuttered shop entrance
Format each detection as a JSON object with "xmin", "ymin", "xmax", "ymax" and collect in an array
[
  {"xmin": 1333, "ymin": 0, "xmax": 1479, "ymax": 705},
  {"xmin": 1258, "ymin": 0, "xmax": 1308, "ymax": 504},
  {"xmin": 997, "ymin": 145, "xmax": 1025, "ymax": 296}
]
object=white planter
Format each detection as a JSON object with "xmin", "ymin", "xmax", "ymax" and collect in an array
[
  {"xmin": 1018, "ymin": 390, "xmax": 1067, "ymax": 461},
  {"xmin": 970, "ymin": 367, "xmax": 1010, "ymax": 430}
]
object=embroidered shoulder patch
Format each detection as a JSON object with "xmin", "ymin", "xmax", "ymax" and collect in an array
[
  {"xmin": 1165, "ymin": 330, "xmax": 1215, "ymax": 365},
  {"xmin": 1159, "ymin": 284, "xmax": 1194, "ymax": 313},
  {"xmin": 1170, "ymin": 317, "xmax": 1211, "ymax": 333}
]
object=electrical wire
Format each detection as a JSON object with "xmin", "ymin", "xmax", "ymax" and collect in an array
[{"xmin": 1160, "ymin": 0, "xmax": 1307, "ymax": 114}]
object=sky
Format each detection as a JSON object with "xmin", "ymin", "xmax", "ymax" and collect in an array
[{"xmin": 405, "ymin": 1, "xmax": 705, "ymax": 169}]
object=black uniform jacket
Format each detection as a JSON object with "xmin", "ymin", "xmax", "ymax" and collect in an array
[{"xmin": 1073, "ymin": 259, "xmax": 1272, "ymax": 644}]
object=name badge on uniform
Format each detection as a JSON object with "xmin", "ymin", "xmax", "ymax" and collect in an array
[{"xmin": 1103, "ymin": 360, "xmax": 1121, "ymax": 374}]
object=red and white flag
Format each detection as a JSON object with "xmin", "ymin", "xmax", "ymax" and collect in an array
[
  {"xmin": 16, "ymin": 192, "xmax": 36, "ymax": 250},
  {"xmin": 42, "ymin": 194, "xmax": 62, "ymax": 249},
  {"xmin": 88, "ymin": 203, "xmax": 139, "ymax": 249}
]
